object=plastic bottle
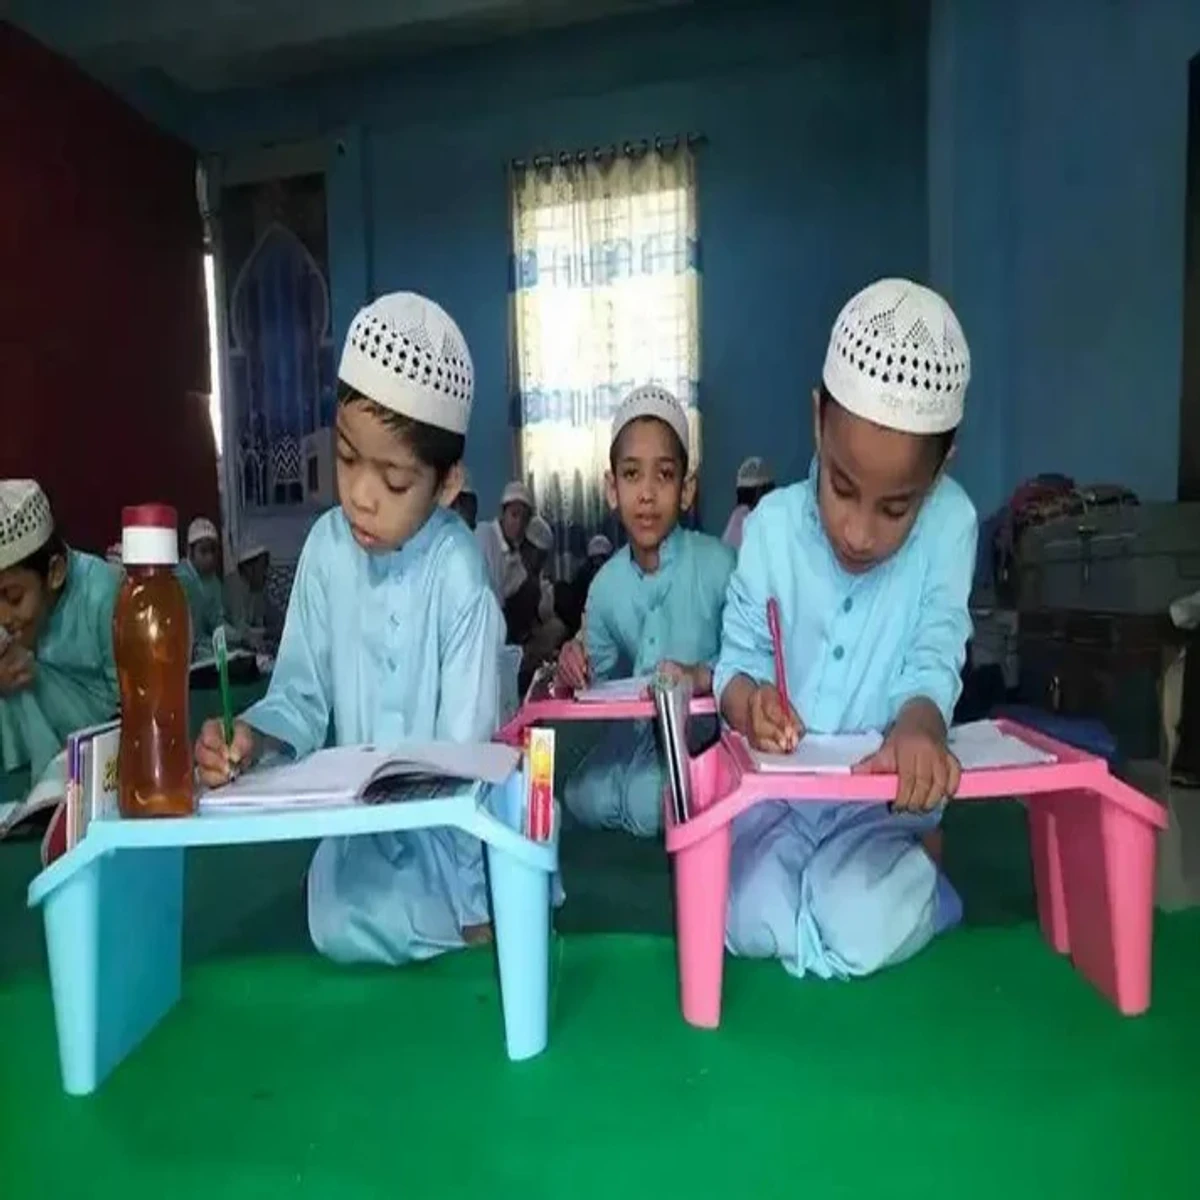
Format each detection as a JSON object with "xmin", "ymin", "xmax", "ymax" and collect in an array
[{"xmin": 113, "ymin": 504, "xmax": 194, "ymax": 818}]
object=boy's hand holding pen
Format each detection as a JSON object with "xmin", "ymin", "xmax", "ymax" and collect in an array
[
  {"xmin": 194, "ymin": 719, "xmax": 259, "ymax": 788},
  {"xmin": 554, "ymin": 637, "xmax": 590, "ymax": 694},
  {"xmin": 720, "ymin": 597, "xmax": 805, "ymax": 753},
  {"xmin": 748, "ymin": 684, "xmax": 804, "ymax": 753},
  {"xmin": 755, "ymin": 597, "xmax": 804, "ymax": 751}
]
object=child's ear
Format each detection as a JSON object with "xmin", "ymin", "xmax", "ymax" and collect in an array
[
  {"xmin": 437, "ymin": 462, "xmax": 465, "ymax": 508},
  {"xmin": 47, "ymin": 554, "xmax": 67, "ymax": 594},
  {"xmin": 681, "ymin": 473, "xmax": 697, "ymax": 513},
  {"xmin": 811, "ymin": 386, "xmax": 823, "ymax": 451},
  {"xmin": 603, "ymin": 471, "xmax": 619, "ymax": 511}
]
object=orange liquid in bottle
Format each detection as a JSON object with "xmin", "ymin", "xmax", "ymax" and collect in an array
[{"xmin": 114, "ymin": 510, "xmax": 194, "ymax": 818}]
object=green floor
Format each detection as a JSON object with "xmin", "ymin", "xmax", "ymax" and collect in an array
[{"xmin": 2, "ymin": 720, "xmax": 1198, "ymax": 1197}]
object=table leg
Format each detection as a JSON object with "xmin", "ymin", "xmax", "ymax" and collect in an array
[
  {"xmin": 486, "ymin": 841, "xmax": 551, "ymax": 1062},
  {"xmin": 1027, "ymin": 787, "xmax": 1158, "ymax": 1015},
  {"xmin": 43, "ymin": 847, "xmax": 184, "ymax": 1095},
  {"xmin": 673, "ymin": 821, "xmax": 731, "ymax": 1029}
]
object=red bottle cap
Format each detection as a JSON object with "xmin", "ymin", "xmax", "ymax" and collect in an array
[
  {"xmin": 121, "ymin": 504, "xmax": 180, "ymax": 566},
  {"xmin": 122, "ymin": 504, "xmax": 178, "ymax": 531}
]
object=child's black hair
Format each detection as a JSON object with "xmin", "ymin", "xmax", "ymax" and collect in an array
[
  {"xmin": 818, "ymin": 384, "xmax": 956, "ymax": 468},
  {"xmin": 9, "ymin": 532, "xmax": 67, "ymax": 581},
  {"xmin": 608, "ymin": 416, "xmax": 690, "ymax": 475},
  {"xmin": 736, "ymin": 483, "xmax": 775, "ymax": 508},
  {"xmin": 337, "ymin": 381, "xmax": 465, "ymax": 484}
]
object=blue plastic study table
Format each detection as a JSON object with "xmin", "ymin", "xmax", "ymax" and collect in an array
[{"xmin": 27, "ymin": 772, "xmax": 559, "ymax": 1095}]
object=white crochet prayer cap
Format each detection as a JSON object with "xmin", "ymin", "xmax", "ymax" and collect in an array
[
  {"xmin": 736, "ymin": 456, "xmax": 773, "ymax": 488},
  {"xmin": 0, "ymin": 480, "xmax": 54, "ymax": 573},
  {"xmin": 339, "ymin": 292, "xmax": 474, "ymax": 435},
  {"xmin": 587, "ymin": 534, "xmax": 613, "ymax": 558},
  {"xmin": 822, "ymin": 278, "xmax": 970, "ymax": 435},
  {"xmin": 611, "ymin": 384, "xmax": 690, "ymax": 456},
  {"xmin": 501, "ymin": 480, "xmax": 534, "ymax": 509},
  {"xmin": 526, "ymin": 515, "xmax": 554, "ymax": 552},
  {"xmin": 237, "ymin": 541, "xmax": 268, "ymax": 565},
  {"xmin": 187, "ymin": 517, "xmax": 219, "ymax": 546}
]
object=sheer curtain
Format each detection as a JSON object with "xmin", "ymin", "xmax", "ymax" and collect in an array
[{"xmin": 508, "ymin": 142, "xmax": 701, "ymax": 574}]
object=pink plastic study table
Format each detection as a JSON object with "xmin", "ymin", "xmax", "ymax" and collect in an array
[
  {"xmin": 496, "ymin": 695, "xmax": 716, "ymax": 745},
  {"xmin": 666, "ymin": 720, "xmax": 1168, "ymax": 1025},
  {"xmin": 499, "ymin": 699, "xmax": 1168, "ymax": 1024}
]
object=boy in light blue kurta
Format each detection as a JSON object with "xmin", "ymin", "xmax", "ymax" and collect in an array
[
  {"xmin": 716, "ymin": 279, "xmax": 977, "ymax": 980},
  {"xmin": 0, "ymin": 480, "xmax": 120, "ymax": 808},
  {"xmin": 195, "ymin": 292, "xmax": 507, "ymax": 964},
  {"xmin": 177, "ymin": 516, "xmax": 226, "ymax": 661},
  {"xmin": 556, "ymin": 386, "xmax": 734, "ymax": 836}
]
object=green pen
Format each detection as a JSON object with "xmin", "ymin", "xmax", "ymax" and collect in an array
[{"xmin": 212, "ymin": 626, "xmax": 238, "ymax": 780}]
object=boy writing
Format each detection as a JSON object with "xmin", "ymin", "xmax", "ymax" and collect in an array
[
  {"xmin": 556, "ymin": 385, "xmax": 734, "ymax": 836},
  {"xmin": 716, "ymin": 278, "xmax": 976, "ymax": 979},
  {"xmin": 195, "ymin": 292, "xmax": 506, "ymax": 964}
]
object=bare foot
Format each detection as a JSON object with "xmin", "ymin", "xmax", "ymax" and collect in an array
[{"xmin": 462, "ymin": 922, "xmax": 494, "ymax": 946}]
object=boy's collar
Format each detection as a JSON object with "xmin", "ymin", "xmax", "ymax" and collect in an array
[{"xmin": 627, "ymin": 522, "xmax": 682, "ymax": 577}]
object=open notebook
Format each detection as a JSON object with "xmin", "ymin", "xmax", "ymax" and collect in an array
[
  {"xmin": 199, "ymin": 741, "xmax": 520, "ymax": 812},
  {"xmin": 745, "ymin": 720, "xmax": 1057, "ymax": 775},
  {"xmin": 574, "ymin": 675, "xmax": 654, "ymax": 703}
]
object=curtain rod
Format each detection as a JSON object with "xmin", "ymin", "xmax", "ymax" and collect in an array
[{"xmin": 510, "ymin": 133, "xmax": 706, "ymax": 172}]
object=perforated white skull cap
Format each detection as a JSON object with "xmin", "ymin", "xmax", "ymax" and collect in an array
[
  {"xmin": 736, "ymin": 456, "xmax": 773, "ymax": 488},
  {"xmin": 526, "ymin": 515, "xmax": 554, "ymax": 553},
  {"xmin": 0, "ymin": 480, "xmax": 54, "ymax": 573},
  {"xmin": 339, "ymin": 292, "xmax": 474, "ymax": 434},
  {"xmin": 501, "ymin": 481, "xmax": 533, "ymax": 510},
  {"xmin": 587, "ymin": 534, "xmax": 613, "ymax": 558},
  {"xmin": 822, "ymin": 278, "xmax": 970, "ymax": 435},
  {"xmin": 611, "ymin": 385, "xmax": 690, "ymax": 459},
  {"xmin": 187, "ymin": 517, "xmax": 219, "ymax": 546}
]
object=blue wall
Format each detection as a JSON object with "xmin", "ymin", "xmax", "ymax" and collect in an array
[
  {"xmin": 191, "ymin": 1, "xmax": 930, "ymax": 521},
  {"xmin": 930, "ymin": 0, "xmax": 1200, "ymax": 515}
]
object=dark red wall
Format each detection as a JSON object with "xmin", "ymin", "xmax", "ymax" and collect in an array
[{"xmin": 0, "ymin": 23, "xmax": 218, "ymax": 554}]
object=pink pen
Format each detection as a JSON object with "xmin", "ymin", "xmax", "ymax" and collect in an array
[{"xmin": 766, "ymin": 597, "xmax": 792, "ymax": 716}]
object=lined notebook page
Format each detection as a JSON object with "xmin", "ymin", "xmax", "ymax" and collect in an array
[
  {"xmin": 745, "ymin": 721, "xmax": 1056, "ymax": 776},
  {"xmin": 575, "ymin": 676, "xmax": 654, "ymax": 703},
  {"xmin": 748, "ymin": 732, "xmax": 884, "ymax": 775}
]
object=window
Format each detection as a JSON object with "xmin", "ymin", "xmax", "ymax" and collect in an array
[{"xmin": 508, "ymin": 142, "xmax": 701, "ymax": 566}]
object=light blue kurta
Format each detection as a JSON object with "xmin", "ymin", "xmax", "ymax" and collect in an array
[
  {"xmin": 714, "ymin": 460, "xmax": 977, "ymax": 980},
  {"xmin": 176, "ymin": 558, "xmax": 226, "ymax": 660},
  {"xmin": 564, "ymin": 527, "xmax": 734, "ymax": 836},
  {"xmin": 0, "ymin": 550, "xmax": 121, "ymax": 797},
  {"xmin": 240, "ymin": 505, "xmax": 507, "ymax": 965}
]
